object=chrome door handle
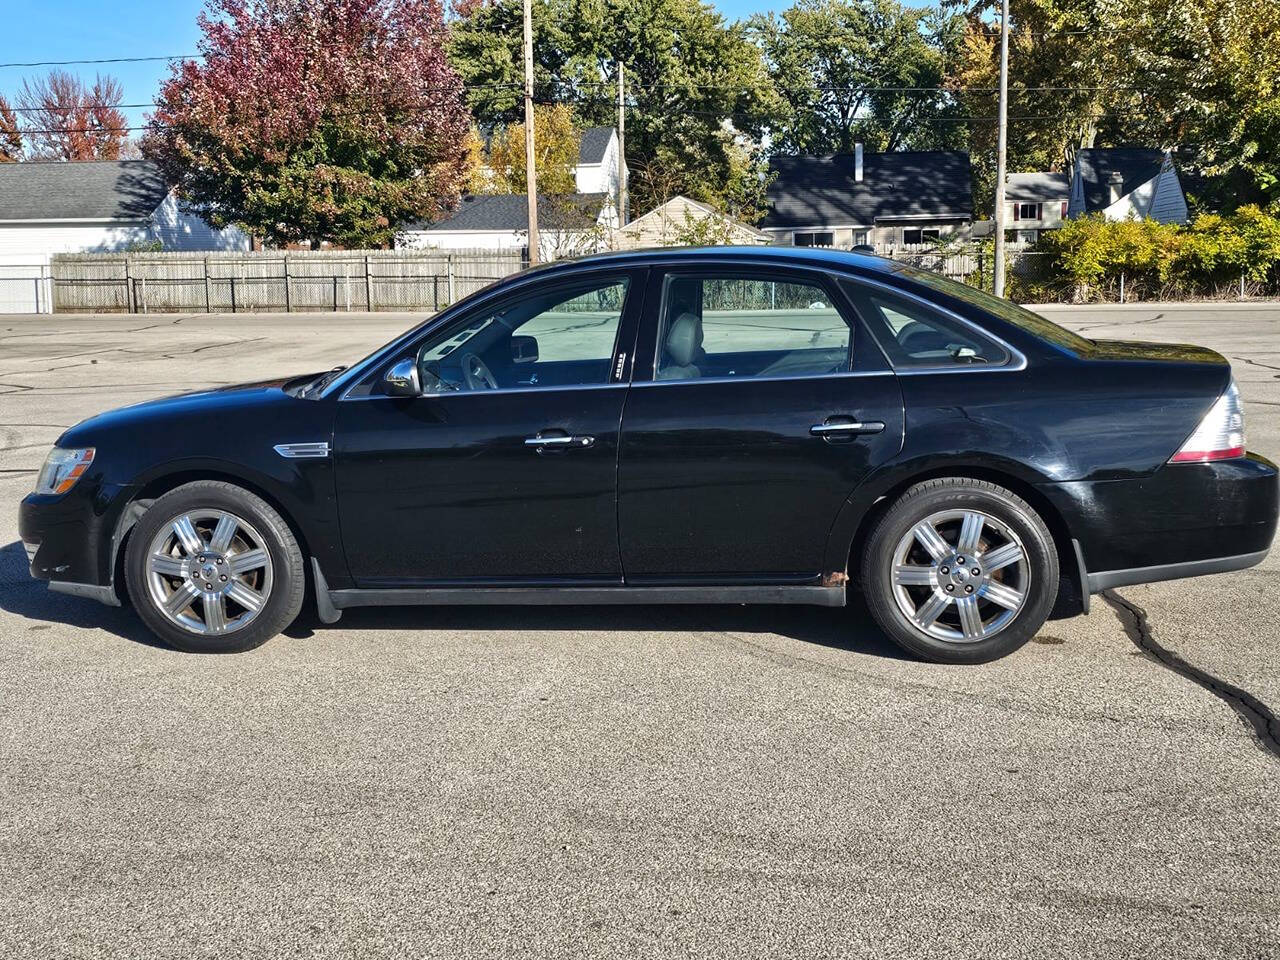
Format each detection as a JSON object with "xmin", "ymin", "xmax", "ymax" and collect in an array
[
  {"xmin": 524, "ymin": 433, "xmax": 595, "ymax": 449},
  {"xmin": 810, "ymin": 420, "xmax": 885, "ymax": 436}
]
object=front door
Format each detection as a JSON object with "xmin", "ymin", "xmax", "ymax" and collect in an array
[
  {"xmin": 617, "ymin": 266, "xmax": 904, "ymax": 581},
  {"xmin": 334, "ymin": 270, "xmax": 643, "ymax": 585}
]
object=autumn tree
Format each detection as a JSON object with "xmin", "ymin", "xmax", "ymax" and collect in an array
[
  {"xmin": 0, "ymin": 96, "xmax": 21, "ymax": 162},
  {"xmin": 143, "ymin": 0, "xmax": 472, "ymax": 248},
  {"xmin": 15, "ymin": 71, "xmax": 128, "ymax": 161},
  {"xmin": 487, "ymin": 104, "xmax": 581, "ymax": 194}
]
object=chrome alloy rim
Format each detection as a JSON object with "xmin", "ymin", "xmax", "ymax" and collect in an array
[
  {"xmin": 890, "ymin": 509, "xmax": 1029, "ymax": 643},
  {"xmin": 145, "ymin": 509, "xmax": 273, "ymax": 636}
]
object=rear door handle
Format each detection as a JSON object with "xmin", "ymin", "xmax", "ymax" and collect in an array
[
  {"xmin": 810, "ymin": 419, "xmax": 885, "ymax": 437},
  {"xmin": 524, "ymin": 432, "xmax": 595, "ymax": 451}
]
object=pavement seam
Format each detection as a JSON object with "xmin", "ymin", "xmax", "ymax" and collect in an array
[{"xmin": 1102, "ymin": 589, "xmax": 1280, "ymax": 762}]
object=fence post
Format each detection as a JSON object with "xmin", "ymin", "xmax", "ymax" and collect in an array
[
  {"xmin": 203, "ymin": 257, "xmax": 212, "ymax": 312},
  {"xmin": 447, "ymin": 254, "xmax": 455, "ymax": 304},
  {"xmin": 33, "ymin": 276, "xmax": 40, "ymax": 314},
  {"xmin": 344, "ymin": 270, "xmax": 351, "ymax": 312},
  {"xmin": 1119, "ymin": 271, "xmax": 1125, "ymax": 304},
  {"xmin": 283, "ymin": 255, "xmax": 291, "ymax": 313},
  {"xmin": 332, "ymin": 274, "xmax": 339, "ymax": 311},
  {"xmin": 230, "ymin": 276, "xmax": 236, "ymax": 314},
  {"xmin": 364, "ymin": 255, "xmax": 373, "ymax": 311},
  {"xmin": 1240, "ymin": 273, "xmax": 1246, "ymax": 301},
  {"xmin": 124, "ymin": 257, "xmax": 134, "ymax": 313},
  {"xmin": 139, "ymin": 277, "xmax": 147, "ymax": 314}
]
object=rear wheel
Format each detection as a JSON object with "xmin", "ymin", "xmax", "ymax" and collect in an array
[
  {"xmin": 862, "ymin": 478, "xmax": 1058, "ymax": 664},
  {"xmin": 124, "ymin": 481, "xmax": 304, "ymax": 653}
]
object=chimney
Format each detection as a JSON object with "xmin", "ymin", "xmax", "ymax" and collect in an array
[{"xmin": 854, "ymin": 143, "xmax": 864, "ymax": 182}]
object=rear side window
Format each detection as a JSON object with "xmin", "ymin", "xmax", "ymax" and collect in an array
[
  {"xmin": 655, "ymin": 274, "xmax": 852, "ymax": 381},
  {"xmin": 842, "ymin": 281, "xmax": 1007, "ymax": 368}
]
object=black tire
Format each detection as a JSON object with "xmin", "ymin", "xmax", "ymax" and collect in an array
[
  {"xmin": 861, "ymin": 478, "xmax": 1058, "ymax": 664},
  {"xmin": 124, "ymin": 481, "xmax": 304, "ymax": 653}
]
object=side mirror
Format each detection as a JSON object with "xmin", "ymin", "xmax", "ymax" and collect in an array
[
  {"xmin": 511, "ymin": 335, "xmax": 539, "ymax": 364},
  {"xmin": 383, "ymin": 359, "xmax": 420, "ymax": 397}
]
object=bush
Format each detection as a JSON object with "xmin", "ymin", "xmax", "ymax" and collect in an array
[{"xmin": 1034, "ymin": 207, "xmax": 1280, "ymax": 301}]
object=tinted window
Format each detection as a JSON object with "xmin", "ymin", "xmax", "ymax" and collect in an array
[
  {"xmin": 404, "ymin": 277, "xmax": 628, "ymax": 393},
  {"xmin": 655, "ymin": 274, "xmax": 851, "ymax": 381},
  {"xmin": 843, "ymin": 281, "xmax": 1007, "ymax": 368}
]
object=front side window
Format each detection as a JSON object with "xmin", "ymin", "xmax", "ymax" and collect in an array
[
  {"xmin": 843, "ymin": 281, "xmax": 1007, "ymax": 368},
  {"xmin": 654, "ymin": 274, "xmax": 851, "ymax": 381},
  {"xmin": 410, "ymin": 277, "xmax": 629, "ymax": 393}
]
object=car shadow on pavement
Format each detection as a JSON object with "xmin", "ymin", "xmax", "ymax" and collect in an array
[{"xmin": 1, "ymin": 541, "xmax": 907, "ymax": 660}]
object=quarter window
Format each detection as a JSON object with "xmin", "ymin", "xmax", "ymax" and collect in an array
[
  {"xmin": 842, "ymin": 281, "xmax": 1007, "ymax": 368},
  {"xmin": 654, "ymin": 275, "xmax": 852, "ymax": 381}
]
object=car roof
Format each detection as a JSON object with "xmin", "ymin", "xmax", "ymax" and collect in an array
[{"xmin": 518, "ymin": 245, "xmax": 896, "ymax": 279}]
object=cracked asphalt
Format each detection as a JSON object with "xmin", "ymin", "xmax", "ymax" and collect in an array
[{"xmin": 1, "ymin": 304, "xmax": 1278, "ymax": 958}]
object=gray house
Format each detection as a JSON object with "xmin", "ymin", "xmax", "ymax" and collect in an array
[
  {"xmin": 761, "ymin": 146, "xmax": 973, "ymax": 250},
  {"xmin": 1067, "ymin": 148, "xmax": 1188, "ymax": 224},
  {"xmin": 1004, "ymin": 172, "xmax": 1071, "ymax": 243}
]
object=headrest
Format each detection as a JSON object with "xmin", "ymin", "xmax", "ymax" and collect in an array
[{"xmin": 665, "ymin": 312, "xmax": 701, "ymax": 367}]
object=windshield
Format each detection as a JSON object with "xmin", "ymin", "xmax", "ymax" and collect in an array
[{"xmin": 884, "ymin": 262, "xmax": 1094, "ymax": 353}]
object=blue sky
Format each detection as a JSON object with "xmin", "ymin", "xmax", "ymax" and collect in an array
[{"xmin": 0, "ymin": 0, "xmax": 829, "ymax": 133}]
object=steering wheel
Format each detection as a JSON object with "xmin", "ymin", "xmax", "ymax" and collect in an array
[{"xmin": 460, "ymin": 351, "xmax": 499, "ymax": 391}]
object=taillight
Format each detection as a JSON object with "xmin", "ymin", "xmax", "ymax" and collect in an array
[{"xmin": 1169, "ymin": 380, "xmax": 1245, "ymax": 463}]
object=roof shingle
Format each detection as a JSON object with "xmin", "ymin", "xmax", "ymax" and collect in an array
[{"xmin": 0, "ymin": 159, "xmax": 170, "ymax": 222}]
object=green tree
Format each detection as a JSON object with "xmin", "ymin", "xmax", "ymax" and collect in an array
[
  {"xmin": 750, "ymin": 0, "xmax": 964, "ymax": 155},
  {"xmin": 448, "ymin": 0, "xmax": 778, "ymax": 219}
]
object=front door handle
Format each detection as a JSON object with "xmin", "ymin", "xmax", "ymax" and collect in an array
[
  {"xmin": 810, "ymin": 419, "xmax": 886, "ymax": 438},
  {"xmin": 524, "ymin": 432, "xmax": 595, "ymax": 451}
]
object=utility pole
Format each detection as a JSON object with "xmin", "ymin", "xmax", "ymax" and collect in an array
[
  {"xmin": 992, "ymin": 0, "xmax": 1010, "ymax": 298},
  {"xmin": 617, "ymin": 61, "xmax": 628, "ymax": 226},
  {"xmin": 523, "ymin": 0, "xmax": 540, "ymax": 264}
]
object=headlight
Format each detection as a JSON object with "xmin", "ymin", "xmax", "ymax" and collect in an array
[{"xmin": 34, "ymin": 447, "xmax": 95, "ymax": 495}]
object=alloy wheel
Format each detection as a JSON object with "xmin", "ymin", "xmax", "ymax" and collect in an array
[
  {"xmin": 889, "ymin": 508, "xmax": 1029, "ymax": 643},
  {"xmin": 144, "ymin": 509, "xmax": 274, "ymax": 636}
]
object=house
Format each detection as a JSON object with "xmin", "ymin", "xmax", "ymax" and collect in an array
[
  {"xmin": 1004, "ymin": 172, "xmax": 1070, "ymax": 244},
  {"xmin": 0, "ymin": 159, "xmax": 248, "ymax": 313},
  {"xmin": 760, "ymin": 145, "xmax": 973, "ymax": 250},
  {"xmin": 1067, "ymin": 148, "xmax": 1188, "ymax": 224},
  {"xmin": 0, "ymin": 159, "xmax": 248, "ymax": 258},
  {"xmin": 575, "ymin": 126, "xmax": 626, "ymax": 212},
  {"xmin": 397, "ymin": 192, "xmax": 615, "ymax": 260},
  {"xmin": 614, "ymin": 196, "xmax": 768, "ymax": 250}
]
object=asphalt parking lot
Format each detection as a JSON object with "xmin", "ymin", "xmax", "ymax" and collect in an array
[{"xmin": 1, "ymin": 302, "xmax": 1278, "ymax": 958}]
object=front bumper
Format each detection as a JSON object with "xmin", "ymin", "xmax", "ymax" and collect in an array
[
  {"xmin": 1041, "ymin": 453, "xmax": 1279, "ymax": 592},
  {"xmin": 19, "ymin": 479, "xmax": 133, "ymax": 603}
]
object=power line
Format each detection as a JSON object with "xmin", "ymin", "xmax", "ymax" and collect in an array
[{"xmin": 0, "ymin": 55, "xmax": 200, "ymax": 69}]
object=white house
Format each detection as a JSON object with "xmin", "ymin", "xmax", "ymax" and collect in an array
[
  {"xmin": 0, "ymin": 159, "xmax": 248, "ymax": 312},
  {"xmin": 1004, "ymin": 172, "xmax": 1070, "ymax": 244},
  {"xmin": 1067, "ymin": 148, "xmax": 1188, "ymax": 224},
  {"xmin": 574, "ymin": 126, "xmax": 626, "ymax": 212},
  {"xmin": 397, "ymin": 192, "xmax": 616, "ymax": 260}
]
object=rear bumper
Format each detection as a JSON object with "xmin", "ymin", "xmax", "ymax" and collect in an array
[{"xmin": 1042, "ymin": 453, "xmax": 1278, "ymax": 592}]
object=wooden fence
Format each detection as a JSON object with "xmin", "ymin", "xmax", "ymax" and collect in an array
[{"xmin": 49, "ymin": 249, "xmax": 527, "ymax": 314}]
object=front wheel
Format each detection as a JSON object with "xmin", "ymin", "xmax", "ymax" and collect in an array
[
  {"xmin": 124, "ymin": 481, "xmax": 304, "ymax": 653},
  {"xmin": 861, "ymin": 478, "xmax": 1058, "ymax": 664}
]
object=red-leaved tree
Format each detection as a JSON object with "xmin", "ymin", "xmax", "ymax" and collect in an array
[
  {"xmin": 15, "ymin": 71, "xmax": 128, "ymax": 161},
  {"xmin": 0, "ymin": 95, "xmax": 22, "ymax": 162},
  {"xmin": 143, "ymin": 0, "xmax": 471, "ymax": 248}
]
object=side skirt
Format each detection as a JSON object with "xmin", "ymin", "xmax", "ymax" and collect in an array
[{"xmin": 324, "ymin": 582, "xmax": 846, "ymax": 611}]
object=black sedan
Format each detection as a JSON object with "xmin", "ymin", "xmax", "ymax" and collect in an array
[{"xmin": 19, "ymin": 247, "xmax": 1278, "ymax": 662}]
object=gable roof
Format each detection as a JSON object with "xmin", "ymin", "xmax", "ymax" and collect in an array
[
  {"xmin": 417, "ymin": 192, "xmax": 607, "ymax": 232},
  {"xmin": 1074, "ymin": 148, "xmax": 1166, "ymax": 212},
  {"xmin": 618, "ymin": 195, "xmax": 769, "ymax": 239},
  {"xmin": 0, "ymin": 159, "xmax": 170, "ymax": 222},
  {"xmin": 761, "ymin": 151, "xmax": 972, "ymax": 230},
  {"xmin": 578, "ymin": 127, "xmax": 615, "ymax": 165},
  {"xmin": 1007, "ymin": 172, "xmax": 1070, "ymax": 202}
]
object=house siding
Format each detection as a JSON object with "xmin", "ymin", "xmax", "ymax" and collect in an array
[{"xmin": 1147, "ymin": 163, "xmax": 1189, "ymax": 224}]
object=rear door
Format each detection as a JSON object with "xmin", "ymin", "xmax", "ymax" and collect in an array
[{"xmin": 617, "ymin": 264, "xmax": 904, "ymax": 582}]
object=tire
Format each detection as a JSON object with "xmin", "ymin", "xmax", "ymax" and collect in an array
[
  {"xmin": 861, "ymin": 478, "xmax": 1058, "ymax": 664},
  {"xmin": 124, "ymin": 481, "xmax": 304, "ymax": 653}
]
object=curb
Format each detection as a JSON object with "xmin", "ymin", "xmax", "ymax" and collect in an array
[{"xmin": 1026, "ymin": 301, "xmax": 1280, "ymax": 311}]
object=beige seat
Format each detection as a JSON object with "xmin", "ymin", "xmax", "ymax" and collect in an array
[{"xmin": 657, "ymin": 312, "xmax": 703, "ymax": 380}]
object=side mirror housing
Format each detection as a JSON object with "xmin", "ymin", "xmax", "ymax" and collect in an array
[
  {"xmin": 383, "ymin": 359, "xmax": 420, "ymax": 397},
  {"xmin": 511, "ymin": 335, "xmax": 539, "ymax": 364}
]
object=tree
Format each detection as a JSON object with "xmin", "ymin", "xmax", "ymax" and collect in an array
[
  {"xmin": 15, "ymin": 71, "xmax": 127, "ymax": 161},
  {"xmin": 143, "ymin": 0, "xmax": 471, "ymax": 249},
  {"xmin": 0, "ymin": 96, "xmax": 21, "ymax": 162},
  {"xmin": 751, "ymin": 0, "xmax": 964, "ymax": 155},
  {"xmin": 487, "ymin": 104, "xmax": 581, "ymax": 193},
  {"xmin": 448, "ymin": 0, "xmax": 778, "ymax": 219}
]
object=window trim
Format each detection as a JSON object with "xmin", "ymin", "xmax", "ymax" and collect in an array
[
  {"xmin": 338, "ymin": 269, "xmax": 643, "ymax": 401},
  {"xmin": 840, "ymin": 275, "xmax": 1027, "ymax": 375},
  {"xmin": 646, "ymin": 267, "xmax": 858, "ymax": 386}
]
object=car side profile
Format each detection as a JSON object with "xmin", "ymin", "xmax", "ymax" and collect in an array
[{"xmin": 19, "ymin": 247, "xmax": 1279, "ymax": 662}]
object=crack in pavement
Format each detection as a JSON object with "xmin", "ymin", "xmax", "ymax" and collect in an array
[{"xmin": 1103, "ymin": 590, "xmax": 1280, "ymax": 761}]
